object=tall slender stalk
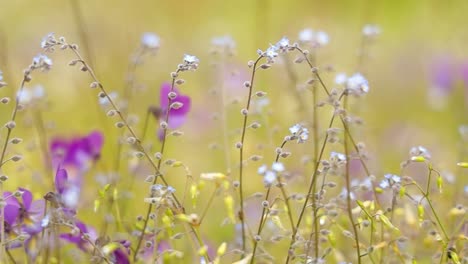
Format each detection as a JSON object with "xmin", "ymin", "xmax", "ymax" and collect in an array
[
  {"xmin": 238, "ymin": 55, "xmax": 263, "ymax": 257},
  {"xmin": 343, "ymin": 96, "xmax": 362, "ymax": 264}
]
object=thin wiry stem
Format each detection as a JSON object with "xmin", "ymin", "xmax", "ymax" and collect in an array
[
  {"xmin": 238, "ymin": 55, "xmax": 263, "ymax": 258},
  {"xmin": 343, "ymin": 97, "xmax": 362, "ymax": 264}
]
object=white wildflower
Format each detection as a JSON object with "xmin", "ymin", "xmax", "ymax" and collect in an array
[
  {"xmin": 141, "ymin": 32, "xmax": 160, "ymax": 49},
  {"xmin": 316, "ymin": 31, "xmax": 329, "ymax": 46},
  {"xmin": 263, "ymin": 170, "xmax": 277, "ymax": 186},
  {"xmin": 335, "ymin": 73, "xmax": 347, "ymax": 85},
  {"xmin": 275, "ymin": 36, "xmax": 290, "ymax": 50},
  {"xmin": 346, "ymin": 73, "xmax": 369, "ymax": 94},
  {"xmin": 272, "ymin": 162, "xmax": 285, "ymax": 172},
  {"xmin": 409, "ymin": 146, "xmax": 431, "ymax": 159},
  {"xmin": 362, "ymin": 24, "xmax": 381, "ymax": 37},
  {"xmin": 184, "ymin": 54, "xmax": 199, "ymax": 64},
  {"xmin": 298, "ymin": 28, "xmax": 314, "ymax": 43},
  {"xmin": 32, "ymin": 54, "xmax": 53, "ymax": 71},
  {"xmin": 212, "ymin": 35, "xmax": 236, "ymax": 50}
]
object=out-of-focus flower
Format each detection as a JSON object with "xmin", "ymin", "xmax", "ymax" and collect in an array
[
  {"xmin": 60, "ymin": 220, "xmax": 130, "ymax": 264},
  {"xmin": 346, "ymin": 73, "xmax": 369, "ymax": 95},
  {"xmin": 379, "ymin": 174, "xmax": 401, "ymax": 189},
  {"xmin": 50, "ymin": 130, "xmax": 104, "ymax": 171},
  {"xmin": 428, "ymin": 56, "xmax": 456, "ymax": 110},
  {"xmin": 141, "ymin": 32, "xmax": 160, "ymax": 49},
  {"xmin": 409, "ymin": 146, "xmax": 431, "ymax": 160},
  {"xmin": 335, "ymin": 73, "xmax": 347, "ymax": 85},
  {"xmin": 298, "ymin": 28, "xmax": 329, "ymax": 47},
  {"xmin": 53, "ymin": 168, "xmax": 80, "ymax": 211},
  {"xmin": 362, "ymin": 24, "xmax": 381, "ymax": 37},
  {"xmin": 258, "ymin": 162, "xmax": 286, "ymax": 187},
  {"xmin": 17, "ymin": 85, "xmax": 45, "ymax": 105},
  {"xmin": 154, "ymin": 83, "xmax": 191, "ymax": 140},
  {"xmin": 211, "ymin": 35, "xmax": 236, "ymax": 51}
]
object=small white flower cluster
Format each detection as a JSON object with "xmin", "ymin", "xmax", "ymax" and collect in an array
[
  {"xmin": 17, "ymin": 85, "xmax": 45, "ymax": 105},
  {"xmin": 339, "ymin": 187, "xmax": 356, "ymax": 200},
  {"xmin": 362, "ymin": 24, "xmax": 381, "ymax": 38},
  {"xmin": 257, "ymin": 37, "xmax": 295, "ymax": 63},
  {"xmin": 298, "ymin": 28, "xmax": 329, "ymax": 47},
  {"xmin": 379, "ymin": 174, "xmax": 401, "ymax": 189},
  {"xmin": 323, "ymin": 152, "xmax": 347, "ymax": 172},
  {"xmin": 258, "ymin": 162, "xmax": 285, "ymax": 187},
  {"xmin": 335, "ymin": 72, "xmax": 370, "ymax": 95},
  {"xmin": 330, "ymin": 151, "xmax": 347, "ymax": 165},
  {"xmin": 288, "ymin": 124, "xmax": 309, "ymax": 143},
  {"xmin": 31, "ymin": 54, "xmax": 53, "ymax": 72},
  {"xmin": 179, "ymin": 54, "xmax": 200, "ymax": 71},
  {"xmin": 141, "ymin": 32, "xmax": 160, "ymax": 50},
  {"xmin": 409, "ymin": 146, "xmax": 431, "ymax": 160},
  {"xmin": 211, "ymin": 35, "xmax": 236, "ymax": 53},
  {"xmin": 41, "ymin": 33, "xmax": 66, "ymax": 52}
]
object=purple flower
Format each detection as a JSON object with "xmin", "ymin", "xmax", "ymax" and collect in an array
[
  {"xmin": 428, "ymin": 56, "xmax": 456, "ymax": 109},
  {"xmin": 154, "ymin": 83, "xmax": 191, "ymax": 140},
  {"xmin": 3, "ymin": 188, "xmax": 44, "ymax": 235},
  {"xmin": 430, "ymin": 56, "xmax": 456, "ymax": 93},
  {"xmin": 160, "ymin": 83, "xmax": 191, "ymax": 129},
  {"xmin": 50, "ymin": 130, "xmax": 104, "ymax": 171},
  {"xmin": 60, "ymin": 220, "xmax": 130, "ymax": 264},
  {"xmin": 52, "ymin": 168, "xmax": 80, "ymax": 212}
]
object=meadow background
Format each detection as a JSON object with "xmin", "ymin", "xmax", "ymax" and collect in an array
[{"xmin": 0, "ymin": 0, "xmax": 467, "ymax": 263}]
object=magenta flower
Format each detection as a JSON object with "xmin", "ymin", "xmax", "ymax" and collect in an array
[
  {"xmin": 60, "ymin": 220, "xmax": 130, "ymax": 264},
  {"xmin": 49, "ymin": 130, "xmax": 103, "ymax": 190},
  {"xmin": 50, "ymin": 130, "xmax": 104, "ymax": 171},
  {"xmin": 153, "ymin": 83, "xmax": 191, "ymax": 140},
  {"xmin": 3, "ymin": 188, "xmax": 44, "ymax": 236},
  {"xmin": 430, "ymin": 56, "xmax": 456, "ymax": 94},
  {"xmin": 160, "ymin": 83, "xmax": 191, "ymax": 129},
  {"xmin": 52, "ymin": 168, "xmax": 79, "ymax": 212}
]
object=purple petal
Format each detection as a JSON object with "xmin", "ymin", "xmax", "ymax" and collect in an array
[
  {"xmin": 4, "ymin": 192, "xmax": 20, "ymax": 208},
  {"xmin": 4, "ymin": 204, "xmax": 19, "ymax": 225},
  {"xmin": 460, "ymin": 63, "xmax": 468, "ymax": 86},
  {"xmin": 430, "ymin": 56, "xmax": 455, "ymax": 94},
  {"xmin": 159, "ymin": 82, "xmax": 172, "ymax": 109},
  {"xmin": 60, "ymin": 233, "xmax": 82, "ymax": 247},
  {"xmin": 167, "ymin": 114, "xmax": 187, "ymax": 130},
  {"xmin": 18, "ymin": 187, "xmax": 33, "ymax": 210},
  {"xmin": 114, "ymin": 248, "xmax": 130, "ymax": 264},
  {"xmin": 55, "ymin": 168, "xmax": 68, "ymax": 194},
  {"xmin": 169, "ymin": 93, "xmax": 191, "ymax": 116},
  {"xmin": 86, "ymin": 131, "xmax": 104, "ymax": 160},
  {"xmin": 28, "ymin": 200, "xmax": 45, "ymax": 220}
]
